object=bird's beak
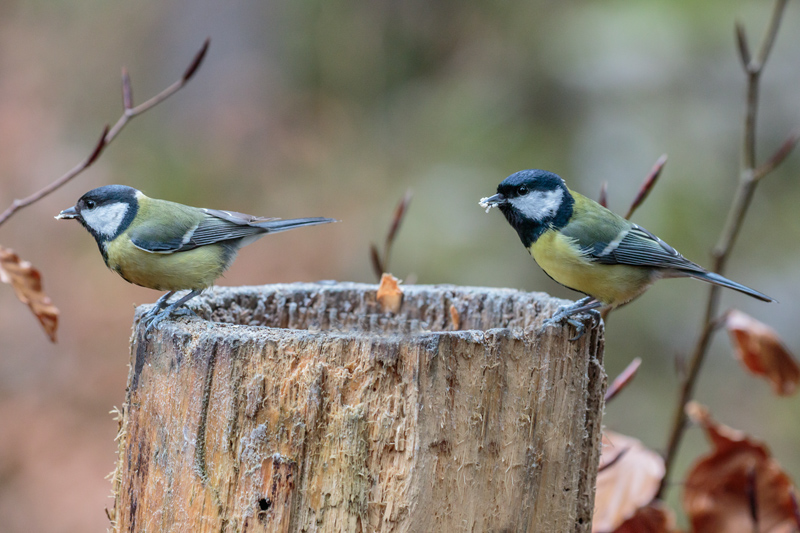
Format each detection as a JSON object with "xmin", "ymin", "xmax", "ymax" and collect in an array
[
  {"xmin": 55, "ymin": 206, "xmax": 78, "ymax": 220},
  {"xmin": 478, "ymin": 193, "xmax": 507, "ymax": 213}
]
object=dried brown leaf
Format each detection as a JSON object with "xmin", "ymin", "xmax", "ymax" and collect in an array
[
  {"xmin": 376, "ymin": 273, "xmax": 403, "ymax": 313},
  {"xmin": 0, "ymin": 245, "xmax": 59, "ymax": 341},
  {"xmin": 449, "ymin": 304, "xmax": 460, "ymax": 330},
  {"xmin": 726, "ymin": 309, "xmax": 800, "ymax": 396},
  {"xmin": 612, "ymin": 502, "xmax": 677, "ymax": 533},
  {"xmin": 593, "ymin": 431, "xmax": 665, "ymax": 532},
  {"xmin": 684, "ymin": 402, "xmax": 799, "ymax": 533}
]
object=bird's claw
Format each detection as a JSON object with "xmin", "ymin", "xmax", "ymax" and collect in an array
[
  {"xmin": 142, "ymin": 306, "xmax": 197, "ymax": 337},
  {"xmin": 540, "ymin": 306, "xmax": 601, "ymax": 341}
]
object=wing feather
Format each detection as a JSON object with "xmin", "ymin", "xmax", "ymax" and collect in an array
[
  {"xmin": 130, "ymin": 208, "xmax": 267, "ymax": 254},
  {"xmin": 585, "ymin": 224, "xmax": 705, "ymax": 273}
]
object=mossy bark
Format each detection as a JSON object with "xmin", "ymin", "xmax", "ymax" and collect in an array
[{"xmin": 110, "ymin": 282, "xmax": 606, "ymax": 532}]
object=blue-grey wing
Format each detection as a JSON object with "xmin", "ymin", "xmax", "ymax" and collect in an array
[
  {"xmin": 130, "ymin": 209, "xmax": 268, "ymax": 253},
  {"xmin": 584, "ymin": 224, "xmax": 706, "ymax": 273}
]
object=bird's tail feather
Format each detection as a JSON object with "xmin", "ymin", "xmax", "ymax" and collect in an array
[
  {"xmin": 255, "ymin": 217, "xmax": 337, "ymax": 233},
  {"xmin": 689, "ymin": 271, "xmax": 775, "ymax": 303}
]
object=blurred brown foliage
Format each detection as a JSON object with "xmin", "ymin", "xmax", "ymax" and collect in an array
[
  {"xmin": 593, "ymin": 431, "xmax": 667, "ymax": 532},
  {"xmin": 684, "ymin": 402, "xmax": 799, "ymax": 533}
]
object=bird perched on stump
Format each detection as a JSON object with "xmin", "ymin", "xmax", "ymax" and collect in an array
[
  {"xmin": 57, "ymin": 185, "xmax": 335, "ymax": 329},
  {"xmin": 480, "ymin": 169, "xmax": 774, "ymax": 339}
]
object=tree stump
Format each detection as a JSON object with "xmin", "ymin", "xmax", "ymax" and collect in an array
[{"xmin": 110, "ymin": 282, "xmax": 606, "ymax": 532}]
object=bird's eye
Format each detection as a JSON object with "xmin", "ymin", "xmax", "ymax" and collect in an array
[
  {"xmin": 85, "ymin": 200, "xmax": 96, "ymax": 209},
  {"xmin": 518, "ymin": 186, "xmax": 528, "ymax": 195}
]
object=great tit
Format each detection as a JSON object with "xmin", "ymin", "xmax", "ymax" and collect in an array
[
  {"xmin": 56, "ymin": 185, "xmax": 335, "ymax": 328},
  {"xmin": 480, "ymin": 169, "xmax": 774, "ymax": 338}
]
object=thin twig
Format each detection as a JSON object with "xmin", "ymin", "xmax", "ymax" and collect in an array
[
  {"xmin": 657, "ymin": 0, "xmax": 795, "ymax": 499},
  {"xmin": 370, "ymin": 189, "xmax": 413, "ymax": 280},
  {"xmin": 0, "ymin": 38, "xmax": 210, "ymax": 228},
  {"xmin": 755, "ymin": 130, "xmax": 800, "ymax": 181},
  {"xmin": 625, "ymin": 154, "xmax": 667, "ymax": 219},
  {"xmin": 598, "ymin": 181, "xmax": 608, "ymax": 208},
  {"xmin": 605, "ymin": 357, "xmax": 642, "ymax": 403},
  {"xmin": 597, "ymin": 447, "xmax": 629, "ymax": 473}
]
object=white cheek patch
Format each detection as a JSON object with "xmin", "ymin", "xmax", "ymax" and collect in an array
[
  {"xmin": 509, "ymin": 188, "xmax": 563, "ymax": 222},
  {"xmin": 81, "ymin": 202, "xmax": 129, "ymax": 237}
]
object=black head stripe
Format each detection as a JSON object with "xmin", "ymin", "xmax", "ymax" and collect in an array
[{"xmin": 496, "ymin": 169, "xmax": 573, "ymax": 247}]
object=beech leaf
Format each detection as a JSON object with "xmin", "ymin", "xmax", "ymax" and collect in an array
[
  {"xmin": 0, "ymin": 245, "xmax": 59, "ymax": 342},
  {"xmin": 683, "ymin": 402, "xmax": 799, "ymax": 533},
  {"xmin": 593, "ymin": 431, "xmax": 665, "ymax": 532},
  {"xmin": 726, "ymin": 309, "xmax": 800, "ymax": 396}
]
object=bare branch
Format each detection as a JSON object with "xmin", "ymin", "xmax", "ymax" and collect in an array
[
  {"xmin": 369, "ymin": 244, "xmax": 384, "ymax": 281},
  {"xmin": 735, "ymin": 22, "xmax": 752, "ymax": 70},
  {"xmin": 371, "ymin": 189, "xmax": 413, "ymax": 280},
  {"xmin": 625, "ymin": 154, "xmax": 667, "ymax": 219},
  {"xmin": 0, "ymin": 39, "xmax": 210, "ymax": 228},
  {"xmin": 183, "ymin": 38, "xmax": 210, "ymax": 82},
  {"xmin": 86, "ymin": 126, "xmax": 110, "ymax": 166},
  {"xmin": 755, "ymin": 0, "xmax": 789, "ymax": 68},
  {"xmin": 597, "ymin": 447, "xmax": 629, "ymax": 473},
  {"xmin": 605, "ymin": 357, "xmax": 642, "ymax": 403},
  {"xmin": 385, "ymin": 189, "xmax": 413, "ymax": 253},
  {"xmin": 122, "ymin": 68, "xmax": 133, "ymax": 110},
  {"xmin": 658, "ymin": 0, "xmax": 792, "ymax": 499},
  {"xmin": 598, "ymin": 181, "xmax": 608, "ymax": 208},
  {"xmin": 754, "ymin": 129, "xmax": 799, "ymax": 180}
]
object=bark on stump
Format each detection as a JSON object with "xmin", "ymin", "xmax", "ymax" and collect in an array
[{"xmin": 110, "ymin": 282, "xmax": 606, "ymax": 532}]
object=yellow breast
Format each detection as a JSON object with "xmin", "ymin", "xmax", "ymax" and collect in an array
[
  {"xmin": 529, "ymin": 230, "xmax": 654, "ymax": 306},
  {"xmin": 105, "ymin": 236, "xmax": 231, "ymax": 291}
]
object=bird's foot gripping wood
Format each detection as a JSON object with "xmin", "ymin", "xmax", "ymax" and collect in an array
[
  {"xmin": 143, "ymin": 289, "xmax": 202, "ymax": 335},
  {"xmin": 541, "ymin": 296, "xmax": 603, "ymax": 341}
]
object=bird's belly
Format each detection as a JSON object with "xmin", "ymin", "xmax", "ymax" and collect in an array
[
  {"xmin": 105, "ymin": 239, "xmax": 231, "ymax": 291},
  {"xmin": 530, "ymin": 232, "xmax": 654, "ymax": 306}
]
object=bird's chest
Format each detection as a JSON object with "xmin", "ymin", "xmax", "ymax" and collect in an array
[
  {"xmin": 529, "ymin": 231, "xmax": 594, "ymax": 287},
  {"xmin": 103, "ymin": 237, "xmax": 230, "ymax": 291}
]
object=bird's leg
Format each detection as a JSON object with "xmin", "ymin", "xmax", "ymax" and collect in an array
[
  {"xmin": 542, "ymin": 296, "xmax": 603, "ymax": 341},
  {"xmin": 143, "ymin": 291, "xmax": 176, "ymax": 320},
  {"xmin": 144, "ymin": 289, "xmax": 203, "ymax": 334}
]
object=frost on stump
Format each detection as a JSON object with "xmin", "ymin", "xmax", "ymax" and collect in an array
[{"xmin": 110, "ymin": 282, "xmax": 606, "ymax": 532}]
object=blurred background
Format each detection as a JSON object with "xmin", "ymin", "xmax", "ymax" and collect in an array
[{"xmin": 0, "ymin": 0, "xmax": 798, "ymax": 530}]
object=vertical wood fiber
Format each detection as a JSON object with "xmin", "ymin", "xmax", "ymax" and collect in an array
[{"xmin": 110, "ymin": 282, "xmax": 605, "ymax": 532}]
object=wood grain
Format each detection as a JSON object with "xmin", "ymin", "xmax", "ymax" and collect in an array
[{"xmin": 110, "ymin": 283, "xmax": 605, "ymax": 532}]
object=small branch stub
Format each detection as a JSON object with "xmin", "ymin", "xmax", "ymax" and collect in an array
[{"xmin": 112, "ymin": 283, "xmax": 606, "ymax": 532}]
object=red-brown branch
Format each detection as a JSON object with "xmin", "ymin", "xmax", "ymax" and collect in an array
[{"xmin": 0, "ymin": 38, "xmax": 210, "ymax": 228}]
